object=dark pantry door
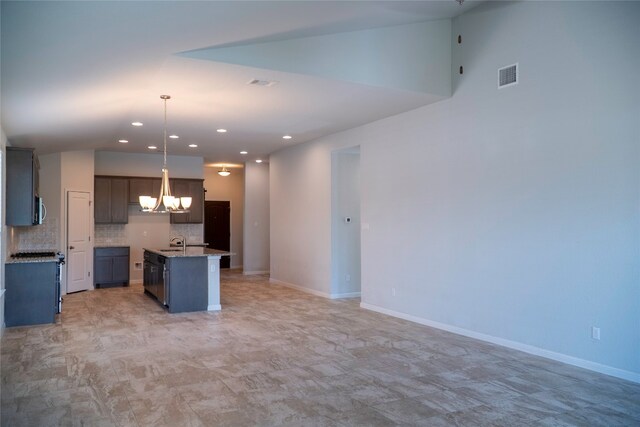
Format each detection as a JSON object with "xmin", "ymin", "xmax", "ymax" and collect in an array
[{"xmin": 204, "ymin": 201, "xmax": 231, "ymax": 268}]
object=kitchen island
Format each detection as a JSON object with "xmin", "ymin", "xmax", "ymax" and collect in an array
[{"xmin": 143, "ymin": 247, "xmax": 231, "ymax": 313}]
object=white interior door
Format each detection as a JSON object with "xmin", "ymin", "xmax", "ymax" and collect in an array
[{"xmin": 67, "ymin": 191, "xmax": 92, "ymax": 293}]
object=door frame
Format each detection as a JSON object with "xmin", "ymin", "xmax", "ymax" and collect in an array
[
  {"xmin": 204, "ymin": 200, "xmax": 232, "ymax": 268},
  {"xmin": 64, "ymin": 189, "xmax": 93, "ymax": 294}
]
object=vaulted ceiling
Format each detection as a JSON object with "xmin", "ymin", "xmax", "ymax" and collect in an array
[{"xmin": 1, "ymin": 1, "xmax": 480, "ymax": 165}]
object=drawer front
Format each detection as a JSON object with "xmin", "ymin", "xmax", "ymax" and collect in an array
[{"xmin": 95, "ymin": 247, "xmax": 129, "ymax": 257}]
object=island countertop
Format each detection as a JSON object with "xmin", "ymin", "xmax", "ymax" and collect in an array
[{"xmin": 143, "ymin": 247, "xmax": 233, "ymax": 258}]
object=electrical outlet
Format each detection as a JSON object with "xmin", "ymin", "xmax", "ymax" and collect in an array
[
  {"xmin": 392, "ymin": 287, "xmax": 396, "ymax": 297},
  {"xmin": 592, "ymin": 326, "xmax": 601, "ymax": 340}
]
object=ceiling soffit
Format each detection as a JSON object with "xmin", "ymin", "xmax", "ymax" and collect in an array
[{"xmin": 180, "ymin": 20, "xmax": 452, "ymax": 98}]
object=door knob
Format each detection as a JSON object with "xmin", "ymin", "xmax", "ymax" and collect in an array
[{"xmin": 69, "ymin": 246, "xmax": 75, "ymax": 250}]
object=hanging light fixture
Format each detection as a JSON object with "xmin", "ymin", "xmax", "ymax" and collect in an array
[
  {"xmin": 139, "ymin": 95, "xmax": 191, "ymax": 213},
  {"xmin": 218, "ymin": 167, "xmax": 231, "ymax": 177}
]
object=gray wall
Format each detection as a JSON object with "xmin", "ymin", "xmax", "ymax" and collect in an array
[
  {"xmin": 270, "ymin": 1, "xmax": 640, "ymax": 380},
  {"xmin": 243, "ymin": 162, "xmax": 270, "ymax": 274}
]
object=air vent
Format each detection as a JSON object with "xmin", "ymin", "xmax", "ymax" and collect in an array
[
  {"xmin": 498, "ymin": 63, "xmax": 518, "ymax": 88},
  {"xmin": 247, "ymin": 79, "xmax": 279, "ymax": 87}
]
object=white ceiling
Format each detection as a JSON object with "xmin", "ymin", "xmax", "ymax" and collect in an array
[{"xmin": 1, "ymin": 1, "xmax": 479, "ymax": 165}]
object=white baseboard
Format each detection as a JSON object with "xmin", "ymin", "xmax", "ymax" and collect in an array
[
  {"xmin": 269, "ymin": 279, "xmax": 361, "ymax": 300},
  {"xmin": 360, "ymin": 302, "xmax": 640, "ymax": 384},
  {"xmin": 269, "ymin": 278, "xmax": 332, "ymax": 298},
  {"xmin": 208, "ymin": 304, "xmax": 221, "ymax": 311},
  {"xmin": 243, "ymin": 270, "xmax": 270, "ymax": 275},
  {"xmin": 330, "ymin": 292, "xmax": 361, "ymax": 299}
]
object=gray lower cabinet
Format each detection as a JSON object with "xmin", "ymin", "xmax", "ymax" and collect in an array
[
  {"xmin": 143, "ymin": 251, "xmax": 207, "ymax": 313},
  {"xmin": 165, "ymin": 256, "xmax": 208, "ymax": 313},
  {"xmin": 94, "ymin": 247, "xmax": 130, "ymax": 288},
  {"xmin": 5, "ymin": 261, "xmax": 57, "ymax": 327}
]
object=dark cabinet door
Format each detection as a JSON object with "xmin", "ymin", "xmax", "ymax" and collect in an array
[
  {"xmin": 94, "ymin": 257, "xmax": 113, "ymax": 283},
  {"xmin": 169, "ymin": 180, "xmax": 189, "ymax": 223},
  {"xmin": 129, "ymin": 178, "xmax": 162, "ymax": 208},
  {"xmin": 112, "ymin": 256, "xmax": 129, "ymax": 283},
  {"xmin": 6, "ymin": 148, "xmax": 38, "ymax": 226},
  {"xmin": 95, "ymin": 177, "xmax": 128, "ymax": 223},
  {"xmin": 166, "ymin": 257, "xmax": 207, "ymax": 313},
  {"xmin": 169, "ymin": 179, "xmax": 204, "ymax": 224},
  {"xmin": 188, "ymin": 180, "xmax": 204, "ymax": 224},
  {"xmin": 94, "ymin": 247, "xmax": 129, "ymax": 287},
  {"xmin": 5, "ymin": 262, "xmax": 57, "ymax": 326},
  {"xmin": 110, "ymin": 178, "xmax": 128, "ymax": 223},
  {"xmin": 94, "ymin": 177, "xmax": 112, "ymax": 223}
]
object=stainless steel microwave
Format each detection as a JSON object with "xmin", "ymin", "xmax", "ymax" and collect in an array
[{"xmin": 34, "ymin": 196, "xmax": 46, "ymax": 225}]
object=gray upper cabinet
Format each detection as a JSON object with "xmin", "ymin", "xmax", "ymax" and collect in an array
[
  {"xmin": 170, "ymin": 179, "xmax": 204, "ymax": 224},
  {"xmin": 6, "ymin": 147, "xmax": 39, "ymax": 226},
  {"xmin": 95, "ymin": 176, "xmax": 129, "ymax": 224},
  {"xmin": 129, "ymin": 178, "xmax": 162, "ymax": 204}
]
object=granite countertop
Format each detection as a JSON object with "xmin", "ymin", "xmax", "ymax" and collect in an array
[
  {"xmin": 144, "ymin": 247, "xmax": 233, "ymax": 258},
  {"xmin": 6, "ymin": 256, "xmax": 60, "ymax": 264}
]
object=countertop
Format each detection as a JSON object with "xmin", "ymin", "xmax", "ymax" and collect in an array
[
  {"xmin": 144, "ymin": 247, "xmax": 233, "ymax": 258},
  {"xmin": 6, "ymin": 256, "xmax": 60, "ymax": 264},
  {"xmin": 94, "ymin": 244, "xmax": 130, "ymax": 249}
]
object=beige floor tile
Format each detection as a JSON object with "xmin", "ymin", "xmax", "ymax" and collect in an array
[{"xmin": 1, "ymin": 268, "xmax": 639, "ymax": 426}]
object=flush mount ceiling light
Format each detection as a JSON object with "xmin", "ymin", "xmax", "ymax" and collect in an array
[
  {"xmin": 256, "ymin": 159, "xmax": 263, "ymax": 163},
  {"xmin": 218, "ymin": 167, "xmax": 231, "ymax": 177},
  {"xmin": 131, "ymin": 121, "xmax": 143, "ymax": 127},
  {"xmin": 217, "ymin": 129, "xmax": 227, "ymax": 133},
  {"xmin": 119, "ymin": 139, "xmax": 128, "ymax": 143},
  {"xmin": 282, "ymin": 135, "xmax": 292, "ymax": 140},
  {"xmin": 139, "ymin": 95, "xmax": 191, "ymax": 214},
  {"xmin": 169, "ymin": 134, "xmax": 179, "ymax": 139},
  {"xmin": 240, "ymin": 151, "xmax": 248, "ymax": 155},
  {"xmin": 188, "ymin": 144, "xmax": 198, "ymax": 148},
  {"xmin": 148, "ymin": 145, "xmax": 157, "ymax": 150}
]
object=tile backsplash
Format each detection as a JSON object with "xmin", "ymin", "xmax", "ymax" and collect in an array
[
  {"xmin": 13, "ymin": 219, "xmax": 59, "ymax": 251},
  {"xmin": 170, "ymin": 224, "xmax": 204, "ymax": 243},
  {"xmin": 94, "ymin": 224, "xmax": 128, "ymax": 245}
]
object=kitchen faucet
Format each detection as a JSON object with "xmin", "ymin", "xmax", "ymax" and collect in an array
[{"xmin": 170, "ymin": 235, "xmax": 186, "ymax": 251}]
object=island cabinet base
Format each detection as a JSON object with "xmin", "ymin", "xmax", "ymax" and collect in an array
[{"xmin": 166, "ymin": 257, "xmax": 208, "ymax": 313}]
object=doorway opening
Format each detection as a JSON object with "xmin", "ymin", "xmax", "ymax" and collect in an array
[
  {"xmin": 330, "ymin": 146, "xmax": 361, "ymax": 298},
  {"xmin": 204, "ymin": 201, "xmax": 231, "ymax": 268}
]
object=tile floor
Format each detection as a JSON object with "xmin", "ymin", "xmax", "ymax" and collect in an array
[{"xmin": 1, "ymin": 269, "xmax": 639, "ymax": 426}]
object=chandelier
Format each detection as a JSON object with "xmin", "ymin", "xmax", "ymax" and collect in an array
[{"xmin": 139, "ymin": 95, "xmax": 191, "ymax": 213}]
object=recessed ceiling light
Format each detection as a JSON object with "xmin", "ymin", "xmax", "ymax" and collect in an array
[
  {"xmin": 188, "ymin": 144, "xmax": 198, "ymax": 148},
  {"xmin": 240, "ymin": 151, "xmax": 248, "ymax": 155},
  {"xmin": 256, "ymin": 159, "xmax": 263, "ymax": 163},
  {"xmin": 148, "ymin": 145, "xmax": 157, "ymax": 150},
  {"xmin": 169, "ymin": 134, "xmax": 179, "ymax": 139},
  {"xmin": 282, "ymin": 135, "xmax": 292, "ymax": 140},
  {"xmin": 118, "ymin": 139, "xmax": 128, "ymax": 143},
  {"xmin": 217, "ymin": 129, "xmax": 227, "ymax": 133},
  {"xmin": 131, "ymin": 122, "xmax": 143, "ymax": 127}
]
